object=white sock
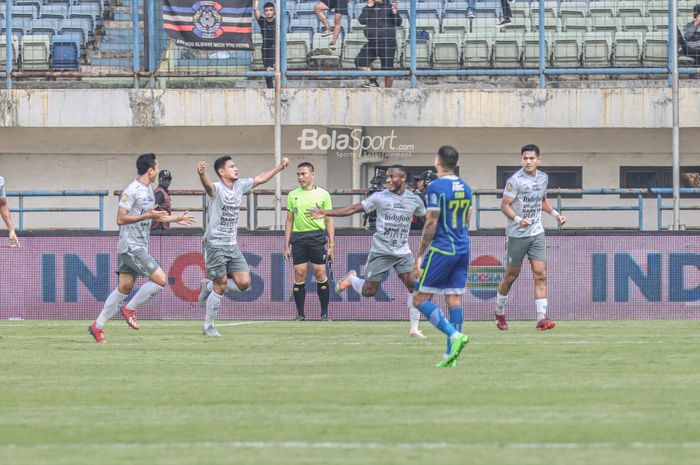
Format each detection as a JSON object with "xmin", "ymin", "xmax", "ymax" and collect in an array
[
  {"xmin": 205, "ymin": 291, "xmax": 223, "ymax": 327},
  {"xmin": 408, "ymin": 292, "xmax": 420, "ymax": 332},
  {"xmin": 449, "ymin": 332, "xmax": 461, "ymax": 342},
  {"xmin": 206, "ymin": 281, "xmax": 213, "ymax": 292},
  {"xmin": 125, "ymin": 281, "xmax": 164, "ymax": 311},
  {"xmin": 495, "ymin": 292, "xmax": 508, "ymax": 315},
  {"xmin": 227, "ymin": 279, "xmax": 241, "ymax": 292},
  {"xmin": 535, "ymin": 298, "xmax": 548, "ymax": 320},
  {"xmin": 96, "ymin": 289, "xmax": 128, "ymax": 328},
  {"xmin": 349, "ymin": 275, "xmax": 365, "ymax": 295}
]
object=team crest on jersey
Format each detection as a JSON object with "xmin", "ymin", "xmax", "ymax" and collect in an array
[
  {"xmin": 121, "ymin": 194, "xmax": 129, "ymax": 203},
  {"xmin": 506, "ymin": 182, "xmax": 513, "ymax": 191}
]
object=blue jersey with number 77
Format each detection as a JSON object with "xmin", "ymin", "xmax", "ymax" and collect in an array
[{"xmin": 425, "ymin": 175, "xmax": 472, "ymax": 255}]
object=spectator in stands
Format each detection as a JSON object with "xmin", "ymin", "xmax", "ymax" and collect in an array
[
  {"xmin": 315, "ymin": 0, "xmax": 348, "ymax": 50},
  {"xmin": 681, "ymin": 171, "xmax": 700, "ymax": 188},
  {"xmin": 497, "ymin": 0, "xmax": 515, "ymax": 27},
  {"xmin": 467, "ymin": 0, "xmax": 476, "ymax": 19},
  {"xmin": 682, "ymin": 5, "xmax": 700, "ymax": 65},
  {"xmin": 356, "ymin": 0, "xmax": 402, "ymax": 88},
  {"xmin": 254, "ymin": 0, "xmax": 276, "ymax": 89},
  {"xmin": 0, "ymin": 176, "xmax": 19, "ymax": 247},
  {"xmin": 152, "ymin": 170, "xmax": 173, "ymax": 231}
]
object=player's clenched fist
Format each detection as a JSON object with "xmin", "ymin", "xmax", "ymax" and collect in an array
[{"xmin": 197, "ymin": 161, "xmax": 207, "ymax": 175}]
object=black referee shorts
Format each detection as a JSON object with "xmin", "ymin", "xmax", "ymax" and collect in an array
[{"xmin": 291, "ymin": 231, "xmax": 328, "ymax": 266}]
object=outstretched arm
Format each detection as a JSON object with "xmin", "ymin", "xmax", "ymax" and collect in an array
[
  {"xmin": 308, "ymin": 203, "xmax": 365, "ymax": 218},
  {"xmin": 252, "ymin": 157, "xmax": 290, "ymax": 188},
  {"xmin": 197, "ymin": 161, "xmax": 215, "ymax": 197}
]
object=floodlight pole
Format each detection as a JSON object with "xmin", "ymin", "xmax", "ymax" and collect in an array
[{"xmin": 670, "ymin": 0, "xmax": 681, "ymax": 230}]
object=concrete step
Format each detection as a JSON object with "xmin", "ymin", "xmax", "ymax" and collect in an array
[
  {"xmin": 114, "ymin": 12, "xmax": 143, "ymax": 21},
  {"xmin": 103, "ymin": 20, "xmax": 143, "ymax": 29},
  {"xmin": 89, "ymin": 57, "xmax": 135, "ymax": 67}
]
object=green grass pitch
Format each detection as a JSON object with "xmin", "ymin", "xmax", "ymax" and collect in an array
[{"xmin": 1, "ymin": 320, "xmax": 699, "ymax": 465}]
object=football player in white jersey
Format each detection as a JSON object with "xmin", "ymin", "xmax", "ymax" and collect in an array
[
  {"xmin": 494, "ymin": 144, "xmax": 566, "ymax": 331},
  {"xmin": 196, "ymin": 156, "xmax": 289, "ymax": 336},
  {"xmin": 89, "ymin": 154, "xmax": 195, "ymax": 343}
]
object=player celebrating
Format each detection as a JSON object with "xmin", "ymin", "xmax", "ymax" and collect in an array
[
  {"xmin": 309, "ymin": 165, "xmax": 428, "ymax": 338},
  {"xmin": 0, "ymin": 176, "xmax": 20, "ymax": 247},
  {"xmin": 412, "ymin": 146, "xmax": 471, "ymax": 367},
  {"xmin": 197, "ymin": 156, "xmax": 289, "ymax": 336},
  {"xmin": 494, "ymin": 144, "xmax": 566, "ymax": 331},
  {"xmin": 88, "ymin": 153, "xmax": 195, "ymax": 344}
]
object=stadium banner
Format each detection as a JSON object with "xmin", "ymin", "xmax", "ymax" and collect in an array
[
  {"xmin": 162, "ymin": 0, "xmax": 253, "ymax": 50},
  {"xmin": 1, "ymin": 234, "xmax": 699, "ymax": 320}
]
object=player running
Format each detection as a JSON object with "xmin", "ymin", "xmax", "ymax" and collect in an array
[
  {"xmin": 196, "ymin": 156, "xmax": 289, "ymax": 336},
  {"xmin": 309, "ymin": 165, "xmax": 428, "ymax": 338},
  {"xmin": 88, "ymin": 153, "xmax": 195, "ymax": 343},
  {"xmin": 493, "ymin": 144, "xmax": 566, "ymax": 331},
  {"xmin": 412, "ymin": 146, "xmax": 471, "ymax": 367}
]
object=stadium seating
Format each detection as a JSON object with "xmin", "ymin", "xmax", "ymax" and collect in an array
[
  {"xmin": 582, "ymin": 32, "xmax": 613, "ymax": 67},
  {"xmin": 552, "ymin": 31, "xmax": 581, "ymax": 67},
  {"xmin": 612, "ymin": 31, "xmax": 644, "ymax": 67},
  {"xmin": 643, "ymin": 31, "xmax": 668, "ymax": 66},
  {"xmin": 21, "ymin": 34, "xmax": 50, "ymax": 69},
  {"xmin": 51, "ymin": 34, "xmax": 81, "ymax": 69},
  {"xmin": 0, "ymin": 34, "xmax": 19, "ymax": 69},
  {"xmin": 463, "ymin": 29, "xmax": 493, "ymax": 68},
  {"xmin": 493, "ymin": 32, "xmax": 523, "ymax": 68},
  {"xmin": 432, "ymin": 32, "xmax": 462, "ymax": 68},
  {"xmin": 522, "ymin": 31, "xmax": 549, "ymax": 68},
  {"xmin": 341, "ymin": 31, "xmax": 366, "ymax": 68}
]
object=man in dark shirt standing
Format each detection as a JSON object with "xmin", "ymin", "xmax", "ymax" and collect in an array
[
  {"xmin": 254, "ymin": 0, "xmax": 276, "ymax": 89},
  {"xmin": 356, "ymin": 0, "xmax": 402, "ymax": 88},
  {"xmin": 682, "ymin": 5, "xmax": 700, "ymax": 65},
  {"xmin": 152, "ymin": 170, "xmax": 172, "ymax": 231}
]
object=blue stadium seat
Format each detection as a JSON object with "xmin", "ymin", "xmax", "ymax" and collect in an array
[
  {"xmin": 40, "ymin": 5, "xmax": 69, "ymax": 20},
  {"xmin": 68, "ymin": 4, "xmax": 101, "ymax": 32},
  {"xmin": 31, "ymin": 18, "xmax": 61, "ymax": 37},
  {"xmin": 15, "ymin": 0, "xmax": 41, "ymax": 18},
  {"xmin": 11, "ymin": 5, "xmax": 38, "ymax": 21},
  {"xmin": 59, "ymin": 18, "xmax": 90, "ymax": 46},
  {"xmin": 52, "ymin": 34, "xmax": 81, "ymax": 70}
]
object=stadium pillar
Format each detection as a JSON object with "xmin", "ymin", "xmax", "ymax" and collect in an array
[
  {"xmin": 5, "ymin": 1, "xmax": 12, "ymax": 89},
  {"xmin": 670, "ymin": 0, "xmax": 681, "ymax": 229},
  {"xmin": 273, "ymin": 0, "xmax": 284, "ymax": 229},
  {"xmin": 409, "ymin": 0, "xmax": 417, "ymax": 88}
]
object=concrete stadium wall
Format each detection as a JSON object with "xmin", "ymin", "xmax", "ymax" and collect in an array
[{"xmin": 1, "ymin": 88, "xmax": 700, "ymax": 230}]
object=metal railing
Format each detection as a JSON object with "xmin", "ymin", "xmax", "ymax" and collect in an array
[
  {"xmin": 6, "ymin": 190, "xmax": 109, "ymax": 231},
  {"xmin": 2, "ymin": 0, "xmax": 698, "ymax": 88}
]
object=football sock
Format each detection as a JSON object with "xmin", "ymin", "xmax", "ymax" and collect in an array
[
  {"xmin": 417, "ymin": 300, "xmax": 456, "ymax": 338},
  {"xmin": 408, "ymin": 292, "xmax": 420, "ymax": 332},
  {"xmin": 349, "ymin": 275, "xmax": 365, "ymax": 295},
  {"xmin": 495, "ymin": 292, "xmax": 508, "ymax": 315},
  {"xmin": 227, "ymin": 279, "xmax": 241, "ymax": 292},
  {"xmin": 205, "ymin": 291, "xmax": 223, "ymax": 327},
  {"xmin": 317, "ymin": 280, "xmax": 330, "ymax": 315},
  {"xmin": 293, "ymin": 282, "xmax": 306, "ymax": 316},
  {"xmin": 125, "ymin": 281, "xmax": 164, "ymax": 311},
  {"xmin": 96, "ymin": 289, "xmax": 128, "ymax": 328},
  {"xmin": 536, "ymin": 298, "xmax": 548, "ymax": 321},
  {"xmin": 446, "ymin": 307, "xmax": 464, "ymax": 355}
]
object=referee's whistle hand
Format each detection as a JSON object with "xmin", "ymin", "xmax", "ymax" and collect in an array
[
  {"xmin": 307, "ymin": 207, "xmax": 325, "ymax": 218},
  {"xmin": 284, "ymin": 245, "xmax": 291, "ymax": 261}
]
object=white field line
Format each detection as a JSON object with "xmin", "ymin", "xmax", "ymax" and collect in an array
[{"xmin": 4, "ymin": 440, "xmax": 700, "ymax": 451}]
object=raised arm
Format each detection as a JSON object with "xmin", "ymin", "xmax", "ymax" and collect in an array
[
  {"xmin": 117, "ymin": 207, "xmax": 167, "ymax": 226},
  {"xmin": 197, "ymin": 161, "xmax": 215, "ymax": 197},
  {"xmin": 253, "ymin": 0, "xmax": 261, "ymax": 20},
  {"xmin": 252, "ymin": 157, "xmax": 290, "ymax": 188}
]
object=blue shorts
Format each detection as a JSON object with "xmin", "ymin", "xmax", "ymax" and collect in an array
[{"xmin": 416, "ymin": 250, "xmax": 470, "ymax": 295}]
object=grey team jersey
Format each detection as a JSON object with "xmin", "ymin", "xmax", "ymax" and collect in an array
[
  {"xmin": 361, "ymin": 189, "xmax": 426, "ymax": 255},
  {"xmin": 118, "ymin": 179, "xmax": 156, "ymax": 252},
  {"xmin": 204, "ymin": 178, "xmax": 254, "ymax": 248},
  {"xmin": 0, "ymin": 176, "xmax": 5, "ymax": 199},
  {"xmin": 503, "ymin": 168, "xmax": 549, "ymax": 238}
]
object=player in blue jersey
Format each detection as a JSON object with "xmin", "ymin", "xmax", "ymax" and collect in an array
[{"xmin": 412, "ymin": 145, "xmax": 471, "ymax": 368}]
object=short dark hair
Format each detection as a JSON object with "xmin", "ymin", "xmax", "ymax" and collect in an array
[
  {"xmin": 521, "ymin": 144, "xmax": 541, "ymax": 157},
  {"xmin": 297, "ymin": 162, "xmax": 314, "ymax": 172},
  {"xmin": 214, "ymin": 156, "xmax": 232, "ymax": 178},
  {"xmin": 136, "ymin": 153, "xmax": 157, "ymax": 175},
  {"xmin": 387, "ymin": 164, "xmax": 407, "ymax": 177},
  {"xmin": 263, "ymin": 1, "xmax": 274, "ymax": 8},
  {"xmin": 437, "ymin": 145, "xmax": 459, "ymax": 170}
]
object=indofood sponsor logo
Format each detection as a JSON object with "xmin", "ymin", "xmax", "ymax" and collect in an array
[
  {"xmin": 467, "ymin": 255, "xmax": 505, "ymax": 300},
  {"xmin": 297, "ymin": 129, "xmax": 414, "ymax": 158}
]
